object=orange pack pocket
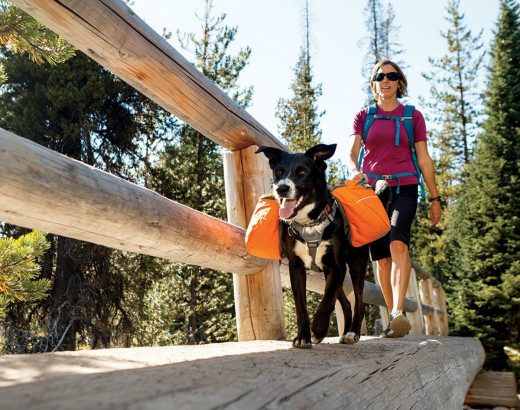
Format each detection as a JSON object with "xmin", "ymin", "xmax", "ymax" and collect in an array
[
  {"xmin": 245, "ymin": 194, "xmax": 283, "ymax": 260},
  {"xmin": 332, "ymin": 180, "xmax": 390, "ymax": 247}
]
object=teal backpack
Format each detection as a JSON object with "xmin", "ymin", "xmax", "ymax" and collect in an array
[{"xmin": 358, "ymin": 104, "xmax": 425, "ymax": 197}]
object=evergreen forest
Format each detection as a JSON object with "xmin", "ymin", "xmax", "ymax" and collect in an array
[{"xmin": 0, "ymin": 0, "xmax": 518, "ymax": 386}]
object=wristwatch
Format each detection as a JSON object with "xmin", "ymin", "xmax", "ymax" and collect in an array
[{"xmin": 431, "ymin": 196, "xmax": 441, "ymax": 202}]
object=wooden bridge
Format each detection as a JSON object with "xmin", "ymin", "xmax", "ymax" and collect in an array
[{"xmin": 0, "ymin": 0, "xmax": 503, "ymax": 408}]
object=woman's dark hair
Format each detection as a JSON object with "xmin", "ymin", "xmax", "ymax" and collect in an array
[{"xmin": 370, "ymin": 60, "xmax": 408, "ymax": 100}]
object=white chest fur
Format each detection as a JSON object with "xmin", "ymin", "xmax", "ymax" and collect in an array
[{"xmin": 293, "ymin": 239, "xmax": 332, "ymax": 271}]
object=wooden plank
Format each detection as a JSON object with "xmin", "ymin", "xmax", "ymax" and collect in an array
[
  {"xmin": 0, "ymin": 127, "xmax": 266, "ymax": 275},
  {"xmin": 465, "ymin": 371, "xmax": 518, "ymax": 408},
  {"xmin": 223, "ymin": 147, "xmax": 285, "ymax": 341},
  {"xmin": 11, "ymin": 0, "xmax": 286, "ymax": 152},
  {"xmin": 0, "ymin": 335, "xmax": 485, "ymax": 409}
]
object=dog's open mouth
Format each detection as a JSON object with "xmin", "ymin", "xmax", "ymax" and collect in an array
[{"xmin": 279, "ymin": 196, "xmax": 305, "ymax": 219}]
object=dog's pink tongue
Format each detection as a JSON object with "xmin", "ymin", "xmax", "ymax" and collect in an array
[{"xmin": 279, "ymin": 198, "xmax": 297, "ymax": 219}]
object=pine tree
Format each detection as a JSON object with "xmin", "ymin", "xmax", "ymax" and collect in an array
[
  {"xmin": 0, "ymin": 231, "xmax": 51, "ymax": 320},
  {"xmin": 149, "ymin": 0, "xmax": 252, "ymax": 345},
  {"xmin": 360, "ymin": 0, "xmax": 405, "ymax": 103},
  {"xmin": 0, "ymin": 51, "xmax": 174, "ymax": 352},
  {"xmin": 275, "ymin": 0, "xmax": 323, "ymax": 152},
  {"xmin": 0, "ymin": 0, "xmax": 75, "ymax": 85},
  {"xmin": 447, "ymin": 0, "xmax": 520, "ymax": 373},
  {"xmin": 412, "ymin": 0, "xmax": 485, "ymax": 285}
]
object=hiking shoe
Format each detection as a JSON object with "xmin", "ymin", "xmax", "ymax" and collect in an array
[{"xmin": 388, "ymin": 310, "xmax": 411, "ymax": 338}]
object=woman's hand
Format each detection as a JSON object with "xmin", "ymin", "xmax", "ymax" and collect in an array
[
  {"xmin": 350, "ymin": 168, "xmax": 368, "ymax": 181},
  {"xmin": 430, "ymin": 201, "xmax": 442, "ymax": 227}
]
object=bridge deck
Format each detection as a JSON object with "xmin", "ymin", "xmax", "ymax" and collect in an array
[{"xmin": 0, "ymin": 335, "xmax": 484, "ymax": 409}]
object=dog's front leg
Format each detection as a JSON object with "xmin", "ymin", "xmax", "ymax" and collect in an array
[
  {"xmin": 289, "ymin": 259, "xmax": 311, "ymax": 348},
  {"xmin": 341, "ymin": 244, "xmax": 369, "ymax": 344},
  {"xmin": 311, "ymin": 265, "xmax": 345, "ymax": 344}
]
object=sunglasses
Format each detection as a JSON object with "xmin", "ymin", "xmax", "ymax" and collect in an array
[{"xmin": 373, "ymin": 72, "xmax": 402, "ymax": 82}]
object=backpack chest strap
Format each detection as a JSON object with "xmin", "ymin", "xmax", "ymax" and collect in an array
[{"xmin": 373, "ymin": 114, "xmax": 413, "ymax": 147}]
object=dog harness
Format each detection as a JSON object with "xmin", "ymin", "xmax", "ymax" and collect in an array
[
  {"xmin": 245, "ymin": 180, "xmax": 391, "ymax": 269},
  {"xmin": 288, "ymin": 200, "xmax": 337, "ymax": 272},
  {"xmin": 359, "ymin": 104, "xmax": 425, "ymax": 197}
]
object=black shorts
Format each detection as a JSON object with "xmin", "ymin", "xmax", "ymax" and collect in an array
[{"xmin": 369, "ymin": 184, "xmax": 418, "ymax": 261}]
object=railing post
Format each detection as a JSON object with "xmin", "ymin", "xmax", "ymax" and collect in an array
[
  {"xmin": 406, "ymin": 268, "xmax": 425, "ymax": 334},
  {"xmin": 431, "ymin": 283, "xmax": 445, "ymax": 336},
  {"xmin": 437, "ymin": 286, "xmax": 449, "ymax": 335},
  {"xmin": 372, "ymin": 262, "xmax": 390, "ymax": 330},
  {"xmin": 335, "ymin": 275, "xmax": 367, "ymax": 336},
  {"xmin": 223, "ymin": 146, "xmax": 286, "ymax": 341},
  {"xmin": 420, "ymin": 278, "xmax": 441, "ymax": 335}
]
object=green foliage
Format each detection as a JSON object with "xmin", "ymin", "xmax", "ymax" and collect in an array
[
  {"xmin": 0, "ymin": 48, "xmax": 174, "ymax": 351},
  {"xmin": 0, "ymin": 231, "xmax": 51, "ymax": 319},
  {"xmin": 276, "ymin": 47, "xmax": 324, "ymax": 152},
  {"xmin": 422, "ymin": 0, "xmax": 484, "ymax": 180},
  {"xmin": 0, "ymin": 0, "xmax": 75, "ymax": 88},
  {"xmin": 445, "ymin": 0, "xmax": 520, "ymax": 373},
  {"xmin": 412, "ymin": 0, "xmax": 485, "ymax": 288},
  {"xmin": 0, "ymin": 0, "xmax": 75, "ymax": 65}
]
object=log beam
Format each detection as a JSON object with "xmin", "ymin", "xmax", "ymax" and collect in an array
[
  {"xmin": 0, "ymin": 336, "xmax": 486, "ymax": 408},
  {"xmin": 0, "ymin": 128, "xmax": 266, "ymax": 275},
  {"xmin": 10, "ymin": 0, "xmax": 286, "ymax": 152}
]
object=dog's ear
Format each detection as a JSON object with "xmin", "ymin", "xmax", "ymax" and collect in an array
[
  {"xmin": 255, "ymin": 146, "xmax": 287, "ymax": 169},
  {"xmin": 304, "ymin": 144, "xmax": 337, "ymax": 169}
]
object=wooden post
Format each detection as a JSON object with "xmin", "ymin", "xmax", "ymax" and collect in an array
[
  {"xmin": 223, "ymin": 146, "xmax": 285, "ymax": 341},
  {"xmin": 431, "ymin": 283, "xmax": 443, "ymax": 336},
  {"xmin": 436, "ymin": 286, "xmax": 449, "ymax": 336},
  {"xmin": 419, "ymin": 278, "xmax": 441, "ymax": 335},
  {"xmin": 373, "ymin": 262, "xmax": 390, "ymax": 330},
  {"xmin": 406, "ymin": 268, "xmax": 425, "ymax": 334}
]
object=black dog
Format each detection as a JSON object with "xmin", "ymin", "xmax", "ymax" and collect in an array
[{"xmin": 257, "ymin": 143, "xmax": 391, "ymax": 348}]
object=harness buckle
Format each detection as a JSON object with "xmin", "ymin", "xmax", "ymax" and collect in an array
[
  {"xmin": 382, "ymin": 175, "xmax": 393, "ymax": 180},
  {"xmin": 307, "ymin": 240, "xmax": 319, "ymax": 248}
]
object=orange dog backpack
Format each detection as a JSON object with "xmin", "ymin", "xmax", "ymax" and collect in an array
[
  {"xmin": 245, "ymin": 180, "xmax": 390, "ymax": 259},
  {"xmin": 331, "ymin": 180, "xmax": 390, "ymax": 247},
  {"xmin": 245, "ymin": 194, "xmax": 284, "ymax": 260}
]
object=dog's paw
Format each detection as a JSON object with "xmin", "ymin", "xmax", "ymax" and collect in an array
[
  {"xmin": 292, "ymin": 336, "xmax": 312, "ymax": 349},
  {"xmin": 311, "ymin": 315, "xmax": 330, "ymax": 344},
  {"xmin": 311, "ymin": 332, "xmax": 324, "ymax": 345},
  {"xmin": 339, "ymin": 332, "xmax": 360, "ymax": 345}
]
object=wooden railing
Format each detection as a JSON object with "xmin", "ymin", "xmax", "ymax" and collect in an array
[{"xmin": 4, "ymin": 0, "xmax": 448, "ymax": 341}]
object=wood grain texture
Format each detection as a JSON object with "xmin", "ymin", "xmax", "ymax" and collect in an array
[
  {"xmin": 224, "ymin": 147, "xmax": 285, "ymax": 341},
  {"xmin": 0, "ymin": 128, "xmax": 266, "ymax": 275},
  {"xmin": 11, "ymin": 0, "xmax": 286, "ymax": 152},
  {"xmin": 0, "ymin": 335, "xmax": 485, "ymax": 409},
  {"xmin": 465, "ymin": 371, "xmax": 518, "ymax": 408}
]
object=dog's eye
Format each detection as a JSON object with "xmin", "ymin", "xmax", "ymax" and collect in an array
[
  {"xmin": 297, "ymin": 168, "xmax": 308, "ymax": 177},
  {"xmin": 275, "ymin": 168, "xmax": 285, "ymax": 178}
]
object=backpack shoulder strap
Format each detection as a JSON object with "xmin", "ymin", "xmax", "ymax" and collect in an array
[
  {"xmin": 358, "ymin": 105, "xmax": 377, "ymax": 170},
  {"xmin": 402, "ymin": 105, "xmax": 415, "ymax": 147},
  {"xmin": 402, "ymin": 105, "xmax": 425, "ymax": 197},
  {"xmin": 362, "ymin": 104, "xmax": 378, "ymax": 144}
]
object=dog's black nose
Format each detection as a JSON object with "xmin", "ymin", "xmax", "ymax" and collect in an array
[{"xmin": 276, "ymin": 184, "xmax": 290, "ymax": 197}]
